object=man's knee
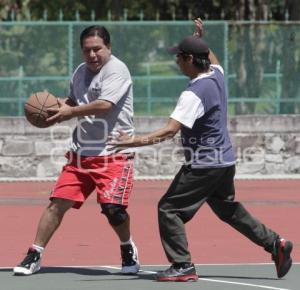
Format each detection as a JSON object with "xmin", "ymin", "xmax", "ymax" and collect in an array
[
  {"xmin": 212, "ymin": 202, "xmax": 242, "ymax": 222},
  {"xmin": 48, "ymin": 198, "xmax": 75, "ymax": 216},
  {"xmin": 101, "ymin": 203, "xmax": 128, "ymax": 226}
]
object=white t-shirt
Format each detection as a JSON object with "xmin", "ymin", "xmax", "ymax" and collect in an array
[{"xmin": 69, "ymin": 55, "xmax": 134, "ymax": 156}]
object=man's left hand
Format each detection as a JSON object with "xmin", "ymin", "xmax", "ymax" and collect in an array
[{"xmin": 46, "ymin": 98, "xmax": 74, "ymax": 123}]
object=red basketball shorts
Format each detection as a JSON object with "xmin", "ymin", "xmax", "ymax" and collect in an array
[{"xmin": 50, "ymin": 152, "xmax": 134, "ymax": 209}]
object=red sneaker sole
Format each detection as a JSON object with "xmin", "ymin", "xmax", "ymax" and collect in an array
[{"xmin": 157, "ymin": 274, "xmax": 198, "ymax": 282}]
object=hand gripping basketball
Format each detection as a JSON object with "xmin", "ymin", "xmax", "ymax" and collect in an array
[{"xmin": 24, "ymin": 91, "xmax": 59, "ymax": 128}]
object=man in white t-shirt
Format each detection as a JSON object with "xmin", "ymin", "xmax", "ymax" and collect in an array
[
  {"xmin": 14, "ymin": 26, "xmax": 139, "ymax": 276},
  {"xmin": 110, "ymin": 19, "xmax": 293, "ymax": 282}
]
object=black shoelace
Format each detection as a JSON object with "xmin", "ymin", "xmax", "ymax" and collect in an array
[{"xmin": 20, "ymin": 251, "xmax": 39, "ymax": 267}]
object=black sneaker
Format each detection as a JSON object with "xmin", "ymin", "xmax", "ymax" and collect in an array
[
  {"xmin": 13, "ymin": 248, "xmax": 41, "ymax": 276},
  {"xmin": 156, "ymin": 263, "xmax": 198, "ymax": 282},
  {"xmin": 120, "ymin": 243, "xmax": 140, "ymax": 274},
  {"xmin": 272, "ymin": 238, "xmax": 293, "ymax": 278}
]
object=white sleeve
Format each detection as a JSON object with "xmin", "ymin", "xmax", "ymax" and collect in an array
[
  {"xmin": 210, "ymin": 64, "xmax": 224, "ymax": 75},
  {"xmin": 99, "ymin": 73, "xmax": 132, "ymax": 105},
  {"xmin": 170, "ymin": 91, "xmax": 204, "ymax": 129}
]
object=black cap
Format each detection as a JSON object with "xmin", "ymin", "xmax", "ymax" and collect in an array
[{"xmin": 167, "ymin": 36, "xmax": 209, "ymax": 57}]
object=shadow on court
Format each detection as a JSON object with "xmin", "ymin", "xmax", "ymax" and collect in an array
[
  {"xmin": 39, "ymin": 267, "xmax": 111, "ymax": 276},
  {"xmin": 0, "ymin": 268, "xmax": 281, "ymax": 281},
  {"xmin": 0, "ymin": 264, "xmax": 298, "ymax": 290}
]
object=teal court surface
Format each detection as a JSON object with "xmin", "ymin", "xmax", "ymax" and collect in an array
[{"xmin": 1, "ymin": 263, "xmax": 299, "ymax": 290}]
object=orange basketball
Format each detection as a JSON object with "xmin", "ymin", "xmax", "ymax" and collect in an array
[{"xmin": 24, "ymin": 91, "xmax": 59, "ymax": 128}]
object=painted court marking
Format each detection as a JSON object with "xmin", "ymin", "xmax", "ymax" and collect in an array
[
  {"xmin": 197, "ymin": 278, "xmax": 291, "ymax": 290},
  {"xmin": 1, "ymin": 263, "xmax": 296, "ymax": 290},
  {"xmin": 99, "ymin": 264, "xmax": 294, "ymax": 290}
]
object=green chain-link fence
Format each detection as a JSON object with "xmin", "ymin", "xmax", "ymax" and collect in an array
[{"xmin": 0, "ymin": 21, "xmax": 299, "ymax": 116}]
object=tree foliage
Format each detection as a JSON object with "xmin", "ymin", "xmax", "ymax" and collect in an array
[
  {"xmin": 0, "ymin": 0, "xmax": 298, "ymax": 21},
  {"xmin": 0, "ymin": 1, "xmax": 299, "ymax": 115}
]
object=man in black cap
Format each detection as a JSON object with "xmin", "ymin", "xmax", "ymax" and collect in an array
[{"xmin": 110, "ymin": 19, "xmax": 293, "ymax": 282}]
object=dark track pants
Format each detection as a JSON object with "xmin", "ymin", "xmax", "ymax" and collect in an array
[{"xmin": 158, "ymin": 165, "xmax": 278, "ymax": 263}]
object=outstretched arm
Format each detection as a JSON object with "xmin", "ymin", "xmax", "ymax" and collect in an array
[
  {"xmin": 193, "ymin": 18, "xmax": 220, "ymax": 65},
  {"xmin": 109, "ymin": 118, "xmax": 182, "ymax": 149}
]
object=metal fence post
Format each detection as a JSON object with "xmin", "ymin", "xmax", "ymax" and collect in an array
[
  {"xmin": 123, "ymin": 9, "xmax": 128, "ymax": 21},
  {"xmin": 68, "ymin": 24, "xmax": 74, "ymax": 84},
  {"xmin": 17, "ymin": 66, "xmax": 24, "ymax": 116},
  {"xmin": 43, "ymin": 9, "xmax": 48, "ymax": 21},
  {"xmin": 59, "ymin": 9, "xmax": 63, "ymax": 21},
  {"xmin": 276, "ymin": 60, "xmax": 281, "ymax": 114},
  {"xmin": 146, "ymin": 63, "xmax": 152, "ymax": 115},
  {"xmin": 91, "ymin": 10, "xmax": 95, "ymax": 21}
]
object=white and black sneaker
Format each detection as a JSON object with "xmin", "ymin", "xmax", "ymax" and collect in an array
[
  {"xmin": 13, "ymin": 248, "xmax": 41, "ymax": 276},
  {"xmin": 120, "ymin": 243, "xmax": 140, "ymax": 274}
]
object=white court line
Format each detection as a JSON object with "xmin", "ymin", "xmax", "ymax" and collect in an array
[
  {"xmin": 142, "ymin": 262, "xmax": 300, "ymax": 266},
  {"xmin": 199, "ymin": 278, "xmax": 291, "ymax": 290},
  {"xmin": 102, "ymin": 266, "xmax": 293, "ymax": 290},
  {"xmin": 0, "ymin": 263, "xmax": 296, "ymax": 290}
]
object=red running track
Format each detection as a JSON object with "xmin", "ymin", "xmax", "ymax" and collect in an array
[{"xmin": 0, "ymin": 179, "xmax": 299, "ymax": 267}]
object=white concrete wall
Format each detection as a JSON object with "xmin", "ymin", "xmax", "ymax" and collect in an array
[{"xmin": 0, "ymin": 115, "xmax": 300, "ymax": 179}]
